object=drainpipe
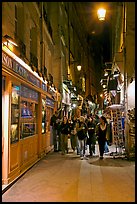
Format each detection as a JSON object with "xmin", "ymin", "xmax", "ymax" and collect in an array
[
  {"xmin": 123, "ymin": 2, "xmax": 127, "ymax": 113},
  {"xmin": 40, "ymin": 2, "xmax": 44, "ymax": 75},
  {"xmin": 123, "ymin": 2, "xmax": 129, "ymax": 157},
  {"xmin": 68, "ymin": 2, "xmax": 70, "ymax": 76}
]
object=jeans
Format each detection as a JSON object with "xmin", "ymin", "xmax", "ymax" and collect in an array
[
  {"xmin": 60, "ymin": 133, "xmax": 68, "ymax": 154},
  {"xmin": 78, "ymin": 138, "xmax": 86, "ymax": 157}
]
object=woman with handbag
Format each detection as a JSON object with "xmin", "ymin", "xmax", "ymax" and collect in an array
[
  {"xmin": 87, "ymin": 115, "xmax": 96, "ymax": 156},
  {"xmin": 96, "ymin": 116, "xmax": 108, "ymax": 159}
]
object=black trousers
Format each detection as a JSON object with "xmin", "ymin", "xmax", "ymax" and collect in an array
[{"xmin": 98, "ymin": 141, "xmax": 105, "ymax": 157}]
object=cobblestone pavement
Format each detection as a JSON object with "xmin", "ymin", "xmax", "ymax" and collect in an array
[{"xmin": 2, "ymin": 145, "xmax": 135, "ymax": 202}]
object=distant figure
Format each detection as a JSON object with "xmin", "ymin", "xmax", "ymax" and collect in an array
[
  {"xmin": 50, "ymin": 111, "xmax": 59, "ymax": 152},
  {"xmin": 96, "ymin": 116, "xmax": 108, "ymax": 159},
  {"xmin": 121, "ymin": 112, "xmax": 125, "ymax": 144}
]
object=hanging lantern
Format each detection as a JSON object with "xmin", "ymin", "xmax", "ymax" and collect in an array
[{"xmin": 97, "ymin": 8, "xmax": 106, "ymax": 21}]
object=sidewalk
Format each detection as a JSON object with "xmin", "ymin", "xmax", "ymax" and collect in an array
[{"xmin": 2, "ymin": 144, "xmax": 135, "ymax": 202}]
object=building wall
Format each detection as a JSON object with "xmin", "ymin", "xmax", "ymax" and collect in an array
[{"xmin": 2, "ymin": 2, "xmax": 57, "ymax": 186}]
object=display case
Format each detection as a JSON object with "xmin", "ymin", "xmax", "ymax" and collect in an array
[{"xmin": 10, "ymin": 84, "xmax": 20, "ymax": 143}]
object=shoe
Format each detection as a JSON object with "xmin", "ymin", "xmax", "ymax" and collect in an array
[
  {"xmin": 80, "ymin": 157, "xmax": 84, "ymax": 160},
  {"xmin": 84, "ymin": 156, "xmax": 89, "ymax": 160},
  {"xmin": 100, "ymin": 156, "xmax": 103, "ymax": 159}
]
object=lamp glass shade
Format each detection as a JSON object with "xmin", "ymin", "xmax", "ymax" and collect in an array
[
  {"xmin": 97, "ymin": 8, "xmax": 106, "ymax": 21},
  {"xmin": 77, "ymin": 65, "xmax": 81, "ymax": 71}
]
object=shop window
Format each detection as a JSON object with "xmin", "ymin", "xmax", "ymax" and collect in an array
[
  {"xmin": 20, "ymin": 85, "xmax": 38, "ymax": 139},
  {"xmin": 10, "ymin": 84, "xmax": 20, "ymax": 143},
  {"xmin": 42, "ymin": 98, "xmax": 46, "ymax": 134},
  {"xmin": 20, "ymin": 100, "xmax": 38, "ymax": 138}
]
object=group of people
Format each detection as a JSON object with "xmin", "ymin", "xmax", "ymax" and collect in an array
[{"xmin": 50, "ymin": 111, "xmax": 110, "ymax": 160}]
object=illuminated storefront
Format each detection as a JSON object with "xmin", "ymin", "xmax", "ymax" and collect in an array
[{"xmin": 2, "ymin": 47, "xmax": 57, "ymax": 185}]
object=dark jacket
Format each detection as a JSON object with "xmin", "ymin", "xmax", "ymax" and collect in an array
[
  {"xmin": 60, "ymin": 122, "xmax": 70, "ymax": 135},
  {"xmin": 50, "ymin": 115, "xmax": 58, "ymax": 129},
  {"xmin": 77, "ymin": 121, "xmax": 88, "ymax": 140}
]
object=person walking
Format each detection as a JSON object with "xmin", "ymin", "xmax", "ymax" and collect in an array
[
  {"xmin": 70, "ymin": 115, "xmax": 78, "ymax": 152},
  {"xmin": 77, "ymin": 116, "xmax": 88, "ymax": 160},
  {"xmin": 50, "ymin": 111, "xmax": 59, "ymax": 152},
  {"xmin": 86, "ymin": 115, "xmax": 96, "ymax": 156},
  {"xmin": 96, "ymin": 115, "xmax": 108, "ymax": 159},
  {"xmin": 60, "ymin": 116, "xmax": 70, "ymax": 155}
]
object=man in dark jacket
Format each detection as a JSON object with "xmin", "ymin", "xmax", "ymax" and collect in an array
[{"xmin": 50, "ymin": 111, "xmax": 58, "ymax": 151}]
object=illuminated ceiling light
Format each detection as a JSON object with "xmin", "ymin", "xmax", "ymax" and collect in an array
[
  {"xmin": 97, "ymin": 8, "xmax": 106, "ymax": 21},
  {"xmin": 77, "ymin": 65, "xmax": 81, "ymax": 71},
  {"xmin": 4, "ymin": 34, "xmax": 18, "ymax": 47},
  {"xmin": 103, "ymin": 84, "xmax": 107, "ymax": 88},
  {"xmin": 100, "ymin": 93, "xmax": 103, "ymax": 97},
  {"xmin": 104, "ymin": 71, "xmax": 108, "ymax": 76},
  {"xmin": 113, "ymin": 70, "xmax": 120, "ymax": 78},
  {"xmin": 91, "ymin": 30, "xmax": 95, "ymax": 34}
]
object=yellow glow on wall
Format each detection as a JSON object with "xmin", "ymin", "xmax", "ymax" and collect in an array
[{"xmin": 2, "ymin": 44, "xmax": 47, "ymax": 85}]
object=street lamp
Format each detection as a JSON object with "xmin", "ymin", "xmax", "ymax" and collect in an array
[
  {"xmin": 97, "ymin": 8, "xmax": 106, "ymax": 21},
  {"xmin": 77, "ymin": 65, "xmax": 81, "ymax": 71}
]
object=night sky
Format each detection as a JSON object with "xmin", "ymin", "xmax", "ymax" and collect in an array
[{"xmin": 101, "ymin": 21, "xmax": 111, "ymax": 63}]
